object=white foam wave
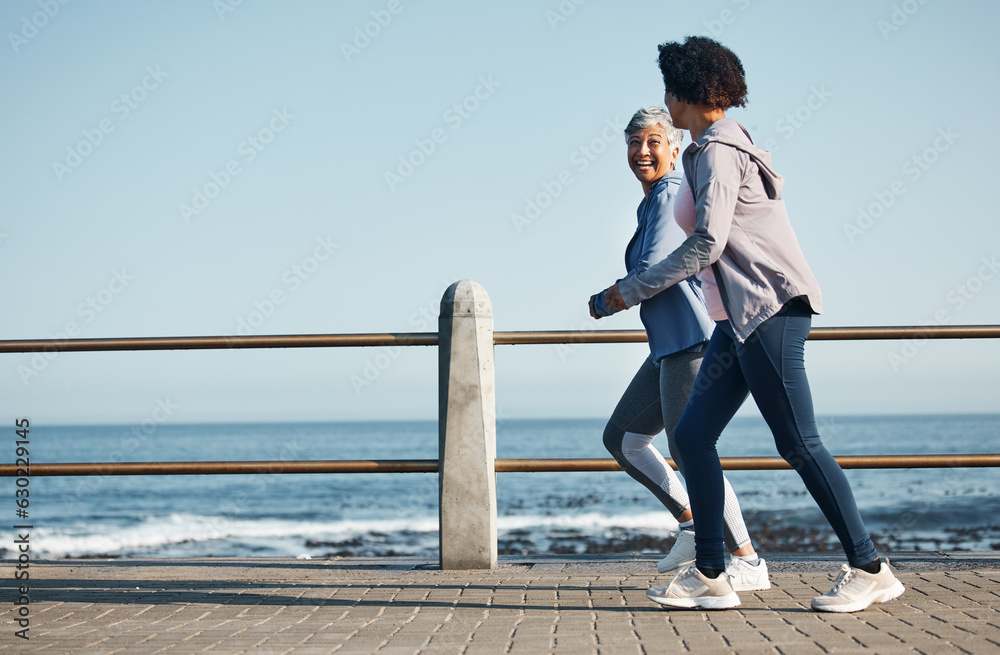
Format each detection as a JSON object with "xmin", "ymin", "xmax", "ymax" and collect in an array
[
  {"xmin": 10, "ymin": 510, "xmax": 677, "ymax": 558},
  {"xmin": 498, "ymin": 511, "xmax": 678, "ymax": 534},
  {"xmin": 21, "ymin": 513, "xmax": 440, "ymax": 558}
]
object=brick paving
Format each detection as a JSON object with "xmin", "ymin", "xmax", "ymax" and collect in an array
[{"xmin": 2, "ymin": 552, "xmax": 999, "ymax": 653}]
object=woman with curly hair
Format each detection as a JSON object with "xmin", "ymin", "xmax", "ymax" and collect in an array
[
  {"xmin": 592, "ymin": 106, "xmax": 769, "ymax": 593},
  {"xmin": 598, "ymin": 36, "xmax": 904, "ymax": 612}
]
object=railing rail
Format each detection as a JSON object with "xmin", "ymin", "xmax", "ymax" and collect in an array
[
  {"xmin": 4, "ymin": 278, "xmax": 998, "ymax": 568},
  {"xmin": 496, "ymin": 325, "xmax": 1000, "ymax": 344},
  {"xmin": 0, "ymin": 333, "xmax": 438, "ymax": 353},
  {"xmin": 4, "ymin": 454, "xmax": 999, "ymax": 478},
  {"xmin": 2, "ymin": 325, "xmax": 999, "ymax": 353}
]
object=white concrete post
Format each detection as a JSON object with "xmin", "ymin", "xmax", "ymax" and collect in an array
[{"xmin": 438, "ymin": 280, "xmax": 497, "ymax": 570}]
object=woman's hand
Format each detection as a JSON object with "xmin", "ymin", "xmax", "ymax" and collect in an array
[{"xmin": 604, "ymin": 284, "xmax": 627, "ymax": 312}]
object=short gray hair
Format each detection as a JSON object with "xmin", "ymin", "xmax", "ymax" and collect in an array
[{"xmin": 624, "ymin": 106, "xmax": 683, "ymax": 151}]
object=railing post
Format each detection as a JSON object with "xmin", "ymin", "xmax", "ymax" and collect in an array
[{"xmin": 438, "ymin": 280, "xmax": 497, "ymax": 569}]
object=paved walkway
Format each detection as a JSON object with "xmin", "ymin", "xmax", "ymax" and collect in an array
[{"xmin": 2, "ymin": 552, "xmax": 999, "ymax": 654}]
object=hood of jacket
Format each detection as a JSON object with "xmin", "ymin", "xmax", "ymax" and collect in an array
[{"xmin": 688, "ymin": 117, "xmax": 785, "ymax": 199}]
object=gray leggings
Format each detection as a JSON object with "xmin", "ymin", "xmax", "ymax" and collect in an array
[{"xmin": 603, "ymin": 350, "xmax": 752, "ymax": 553}]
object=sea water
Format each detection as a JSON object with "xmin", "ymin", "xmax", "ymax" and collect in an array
[{"xmin": 3, "ymin": 415, "xmax": 997, "ymax": 559}]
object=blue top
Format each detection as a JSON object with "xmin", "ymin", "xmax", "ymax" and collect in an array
[{"xmin": 594, "ymin": 171, "xmax": 714, "ymax": 361}]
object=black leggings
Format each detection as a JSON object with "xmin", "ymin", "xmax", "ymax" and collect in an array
[
  {"xmin": 675, "ymin": 304, "xmax": 878, "ymax": 570},
  {"xmin": 603, "ymin": 349, "xmax": 751, "ymax": 552}
]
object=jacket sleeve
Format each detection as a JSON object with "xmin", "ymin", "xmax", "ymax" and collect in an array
[
  {"xmin": 597, "ymin": 186, "xmax": 678, "ymax": 318},
  {"xmin": 617, "ymin": 189, "xmax": 680, "ymax": 291},
  {"xmin": 618, "ymin": 144, "xmax": 740, "ymax": 307},
  {"xmin": 591, "ymin": 291, "xmax": 613, "ymax": 317}
]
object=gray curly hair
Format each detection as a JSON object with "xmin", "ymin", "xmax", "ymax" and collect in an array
[{"xmin": 624, "ymin": 106, "xmax": 683, "ymax": 150}]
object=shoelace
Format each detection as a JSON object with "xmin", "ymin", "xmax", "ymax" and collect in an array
[
  {"xmin": 674, "ymin": 563, "xmax": 698, "ymax": 582},
  {"xmin": 828, "ymin": 564, "xmax": 855, "ymax": 594},
  {"xmin": 670, "ymin": 565, "xmax": 701, "ymax": 591}
]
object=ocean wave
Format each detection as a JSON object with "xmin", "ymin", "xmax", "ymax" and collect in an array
[
  {"xmin": 11, "ymin": 505, "xmax": 999, "ymax": 559},
  {"xmin": 498, "ymin": 511, "xmax": 679, "ymax": 533},
  {"xmin": 15, "ymin": 510, "xmax": 683, "ymax": 558},
  {"xmin": 21, "ymin": 513, "xmax": 441, "ymax": 558}
]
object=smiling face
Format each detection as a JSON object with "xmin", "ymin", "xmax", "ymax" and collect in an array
[{"xmin": 627, "ymin": 124, "xmax": 679, "ymax": 194}]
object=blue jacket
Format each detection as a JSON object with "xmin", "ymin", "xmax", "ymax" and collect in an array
[{"xmin": 595, "ymin": 171, "xmax": 714, "ymax": 361}]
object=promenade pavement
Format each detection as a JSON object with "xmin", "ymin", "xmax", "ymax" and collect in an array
[{"xmin": 2, "ymin": 552, "xmax": 998, "ymax": 654}]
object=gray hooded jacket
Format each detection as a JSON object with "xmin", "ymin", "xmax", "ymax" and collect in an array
[{"xmin": 617, "ymin": 117, "xmax": 823, "ymax": 342}]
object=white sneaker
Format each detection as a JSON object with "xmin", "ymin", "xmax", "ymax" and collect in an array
[
  {"xmin": 811, "ymin": 560, "xmax": 905, "ymax": 613},
  {"xmin": 647, "ymin": 564, "xmax": 741, "ymax": 610},
  {"xmin": 725, "ymin": 557, "xmax": 771, "ymax": 592},
  {"xmin": 656, "ymin": 529, "xmax": 696, "ymax": 573}
]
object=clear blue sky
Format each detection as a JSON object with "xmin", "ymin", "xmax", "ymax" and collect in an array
[{"xmin": 2, "ymin": 0, "xmax": 998, "ymax": 425}]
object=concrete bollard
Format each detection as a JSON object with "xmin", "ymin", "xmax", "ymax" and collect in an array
[{"xmin": 438, "ymin": 280, "xmax": 497, "ymax": 570}]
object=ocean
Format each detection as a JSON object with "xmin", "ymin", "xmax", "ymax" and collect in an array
[{"xmin": 4, "ymin": 415, "xmax": 999, "ymax": 560}]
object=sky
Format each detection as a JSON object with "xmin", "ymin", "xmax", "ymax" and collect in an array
[{"xmin": 2, "ymin": 0, "xmax": 999, "ymax": 426}]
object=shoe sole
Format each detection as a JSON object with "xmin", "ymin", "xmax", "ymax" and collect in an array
[
  {"xmin": 811, "ymin": 580, "xmax": 905, "ymax": 613},
  {"xmin": 657, "ymin": 558, "xmax": 695, "ymax": 574},
  {"xmin": 730, "ymin": 579, "xmax": 771, "ymax": 592},
  {"xmin": 646, "ymin": 589, "xmax": 741, "ymax": 610}
]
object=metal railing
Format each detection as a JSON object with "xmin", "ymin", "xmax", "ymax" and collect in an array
[
  {"xmin": 3, "ymin": 277, "xmax": 998, "ymax": 569},
  {"xmin": 2, "ymin": 323, "xmax": 999, "ymax": 480},
  {"xmin": 6, "ymin": 454, "xmax": 1000, "ymax": 478},
  {"xmin": 3, "ymin": 325, "xmax": 998, "ymax": 353}
]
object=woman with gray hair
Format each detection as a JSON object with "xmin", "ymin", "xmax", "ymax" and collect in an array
[{"xmin": 590, "ymin": 106, "xmax": 768, "ymax": 591}]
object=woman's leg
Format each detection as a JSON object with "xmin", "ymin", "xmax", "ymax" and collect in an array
[
  {"xmin": 737, "ymin": 307, "xmax": 879, "ymax": 568},
  {"xmin": 659, "ymin": 348, "xmax": 752, "ymax": 554},
  {"xmin": 673, "ymin": 327, "xmax": 753, "ymax": 573},
  {"xmin": 603, "ymin": 358, "xmax": 690, "ymax": 519}
]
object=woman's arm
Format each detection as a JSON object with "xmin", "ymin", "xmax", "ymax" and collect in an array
[{"xmin": 590, "ymin": 185, "xmax": 677, "ymax": 317}]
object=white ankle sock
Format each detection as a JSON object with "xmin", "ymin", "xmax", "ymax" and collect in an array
[
  {"xmin": 733, "ymin": 553, "xmax": 758, "ymax": 564},
  {"xmin": 678, "ymin": 520, "xmax": 694, "ymax": 530}
]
